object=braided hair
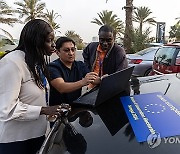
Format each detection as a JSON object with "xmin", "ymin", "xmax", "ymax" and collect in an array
[{"xmin": 14, "ymin": 19, "xmax": 53, "ymax": 89}]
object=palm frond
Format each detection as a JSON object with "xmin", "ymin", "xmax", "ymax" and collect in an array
[
  {"xmin": 14, "ymin": 0, "xmax": 46, "ymax": 23},
  {"xmin": 0, "ymin": 28, "xmax": 14, "ymax": 40},
  {"xmin": 91, "ymin": 10, "xmax": 124, "ymax": 38},
  {"xmin": 0, "ymin": 0, "xmax": 20, "ymax": 26}
]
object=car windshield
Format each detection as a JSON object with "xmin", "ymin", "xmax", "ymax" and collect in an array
[
  {"xmin": 136, "ymin": 47, "xmax": 157, "ymax": 56},
  {"xmin": 154, "ymin": 47, "xmax": 176, "ymax": 64}
]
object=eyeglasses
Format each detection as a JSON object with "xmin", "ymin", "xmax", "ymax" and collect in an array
[{"xmin": 62, "ymin": 47, "xmax": 76, "ymax": 53}]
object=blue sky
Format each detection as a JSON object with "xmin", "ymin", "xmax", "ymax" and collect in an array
[{"xmin": 0, "ymin": 0, "xmax": 179, "ymax": 42}]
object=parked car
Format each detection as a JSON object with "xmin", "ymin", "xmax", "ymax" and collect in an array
[
  {"xmin": 38, "ymin": 73, "xmax": 180, "ymax": 154},
  {"xmin": 172, "ymin": 41, "xmax": 180, "ymax": 45},
  {"xmin": 127, "ymin": 47, "xmax": 161, "ymax": 76},
  {"xmin": 151, "ymin": 44, "xmax": 180, "ymax": 75},
  {"xmin": 146, "ymin": 42, "xmax": 163, "ymax": 47}
]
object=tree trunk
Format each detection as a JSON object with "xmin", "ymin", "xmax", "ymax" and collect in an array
[
  {"xmin": 123, "ymin": 0, "xmax": 134, "ymax": 53},
  {"xmin": 139, "ymin": 22, "xmax": 143, "ymax": 36}
]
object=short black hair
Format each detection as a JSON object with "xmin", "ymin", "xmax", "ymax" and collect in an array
[
  {"xmin": 98, "ymin": 25, "xmax": 114, "ymax": 34},
  {"xmin": 56, "ymin": 37, "xmax": 75, "ymax": 49}
]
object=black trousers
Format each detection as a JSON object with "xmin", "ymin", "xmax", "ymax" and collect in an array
[{"xmin": 0, "ymin": 135, "xmax": 45, "ymax": 154}]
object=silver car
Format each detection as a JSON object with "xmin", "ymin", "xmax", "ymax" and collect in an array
[{"xmin": 127, "ymin": 47, "xmax": 161, "ymax": 76}]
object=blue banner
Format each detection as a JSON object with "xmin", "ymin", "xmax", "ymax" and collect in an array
[{"xmin": 120, "ymin": 92, "xmax": 180, "ymax": 142}]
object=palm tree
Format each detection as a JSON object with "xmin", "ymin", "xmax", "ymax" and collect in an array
[
  {"xmin": 65, "ymin": 30, "xmax": 83, "ymax": 44},
  {"xmin": 169, "ymin": 23, "xmax": 180, "ymax": 41},
  {"xmin": 14, "ymin": 0, "xmax": 46, "ymax": 23},
  {"xmin": 133, "ymin": 6, "xmax": 156, "ymax": 35},
  {"xmin": 0, "ymin": 0, "xmax": 20, "ymax": 40},
  {"xmin": 65, "ymin": 30, "xmax": 84, "ymax": 49},
  {"xmin": 0, "ymin": 0, "xmax": 19, "ymax": 26},
  {"xmin": 123, "ymin": 0, "xmax": 134, "ymax": 53},
  {"xmin": 0, "ymin": 28, "xmax": 14, "ymax": 40},
  {"xmin": 106, "ymin": 0, "xmax": 134, "ymax": 53},
  {"xmin": 91, "ymin": 10, "xmax": 124, "ymax": 39},
  {"xmin": 175, "ymin": 17, "xmax": 180, "ymax": 24},
  {"xmin": 132, "ymin": 27, "xmax": 152, "ymax": 52},
  {"xmin": 45, "ymin": 9, "xmax": 61, "ymax": 34}
]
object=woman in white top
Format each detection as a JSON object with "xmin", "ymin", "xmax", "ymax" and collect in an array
[{"xmin": 0, "ymin": 19, "xmax": 70, "ymax": 154}]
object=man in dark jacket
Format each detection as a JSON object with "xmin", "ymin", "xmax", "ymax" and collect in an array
[{"xmin": 82, "ymin": 25, "xmax": 128, "ymax": 77}]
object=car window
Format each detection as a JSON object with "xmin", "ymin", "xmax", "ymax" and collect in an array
[
  {"xmin": 136, "ymin": 48, "xmax": 157, "ymax": 56},
  {"xmin": 154, "ymin": 47, "xmax": 176, "ymax": 65},
  {"xmin": 176, "ymin": 50, "xmax": 180, "ymax": 58},
  {"xmin": 175, "ymin": 51, "xmax": 180, "ymax": 65}
]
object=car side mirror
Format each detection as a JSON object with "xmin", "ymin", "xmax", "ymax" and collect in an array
[{"xmin": 175, "ymin": 57, "xmax": 180, "ymax": 65}]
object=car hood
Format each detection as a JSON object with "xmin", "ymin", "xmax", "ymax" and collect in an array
[
  {"xmin": 132, "ymin": 73, "xmax": 180, "ymax": 104},
  {"xmin": 40, "ymin": 73, "xmax": 180, "ymax": 154}
]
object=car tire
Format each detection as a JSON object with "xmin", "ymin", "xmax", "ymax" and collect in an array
[{"xmin": 144, "ymin": 68, "xmax": 152, "ymax": 76}]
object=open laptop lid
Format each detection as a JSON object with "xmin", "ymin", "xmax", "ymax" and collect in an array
[{"xmin": 95, "ymin": 66, "xmax": 134, "ymax": 106}]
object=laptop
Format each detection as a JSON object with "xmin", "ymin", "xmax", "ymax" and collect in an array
[{"xmin": 73, "ymin": 66, "xmax": 134, "ymax": 107}]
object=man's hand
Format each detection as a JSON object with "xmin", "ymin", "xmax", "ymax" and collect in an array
[
  {"xmin": 81, "ymin": 72, "xmax": 98, "ymax": 86},
  {"xmin": 91, "ymin": 74, "xmax": 109, "ymax": 85}
]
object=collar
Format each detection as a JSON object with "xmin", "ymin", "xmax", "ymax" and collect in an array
[
  {"xmin": 97, "ymin": 44, "xmax": 105, "ymax": 53},
  {"xmin": 58, "ymin": 59, "xmax": 77, "ymax": 70},
  {"xmin": 97, "ymin": 43, "xmax": 114, "ymax": 58}
]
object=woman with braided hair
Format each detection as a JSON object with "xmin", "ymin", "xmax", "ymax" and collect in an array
[{"xmin": 0, "ymin": 19, "xmax": 70, "ymax": 154}]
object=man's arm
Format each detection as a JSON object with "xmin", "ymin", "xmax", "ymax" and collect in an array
[
  {"xmin": 116, "ymin": 46, "xmax": 128, "ymax": 71},
  {"xmin": 82, "ymin": 44, "xmax": 91, "ymax": 70},
  {"xmin": 82, "ymin": 42, "xmax": 98, "ymax": 71},
  {"xmin": 50, "ymin": 72, "xmax": 98, "ymax": 93}
]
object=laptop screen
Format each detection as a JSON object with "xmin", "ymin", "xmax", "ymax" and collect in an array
[{"xmin": 95, "ymin": 66, "xmax": 134, "ymax": 106}]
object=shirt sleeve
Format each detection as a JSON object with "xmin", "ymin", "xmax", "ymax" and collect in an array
[
  {"xmin": 115, "ymin": 47, "xmax": 128, "ymax": 71},
  {"xmin": 82, "ymin": 43, "xmax": 91, "ymax": 70},
  {"xmin": 0, "ymin": 59, "xmax": 42, "ymax": 122},
  {"xmin": 48, "ymin": 64, "xmax": 63, "ymax": 80}
]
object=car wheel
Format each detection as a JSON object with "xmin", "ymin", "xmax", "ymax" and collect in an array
[{"xmin": 144, "ymin": 69, "xmax": 152, "ymax": 76}]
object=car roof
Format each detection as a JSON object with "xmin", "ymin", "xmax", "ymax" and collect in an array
[{"xmin": 163, "ymin": 44, "xmax": 180, "ymax": 48}]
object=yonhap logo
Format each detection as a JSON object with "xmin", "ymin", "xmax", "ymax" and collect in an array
[
  {"xmin": 147, "ymin": 133, "xmax": 180, "ymax": 148},
  {"xmin": 147, "ymin": 132, "xmax": 161, "ymax": 148}
]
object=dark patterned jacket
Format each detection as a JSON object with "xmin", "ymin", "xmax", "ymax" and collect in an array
[{"xmin": 82, "ymin": 42, "xmax": 128, "ymax": 75}]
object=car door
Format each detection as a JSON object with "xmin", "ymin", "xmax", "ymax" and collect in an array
[
  {"xmin": 174, "ymin": 49, "xmax": 180, "ymax": 72},
  {"xmin": 153, "ymin": 47, "xmax": 177, "ymax": 74}
]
